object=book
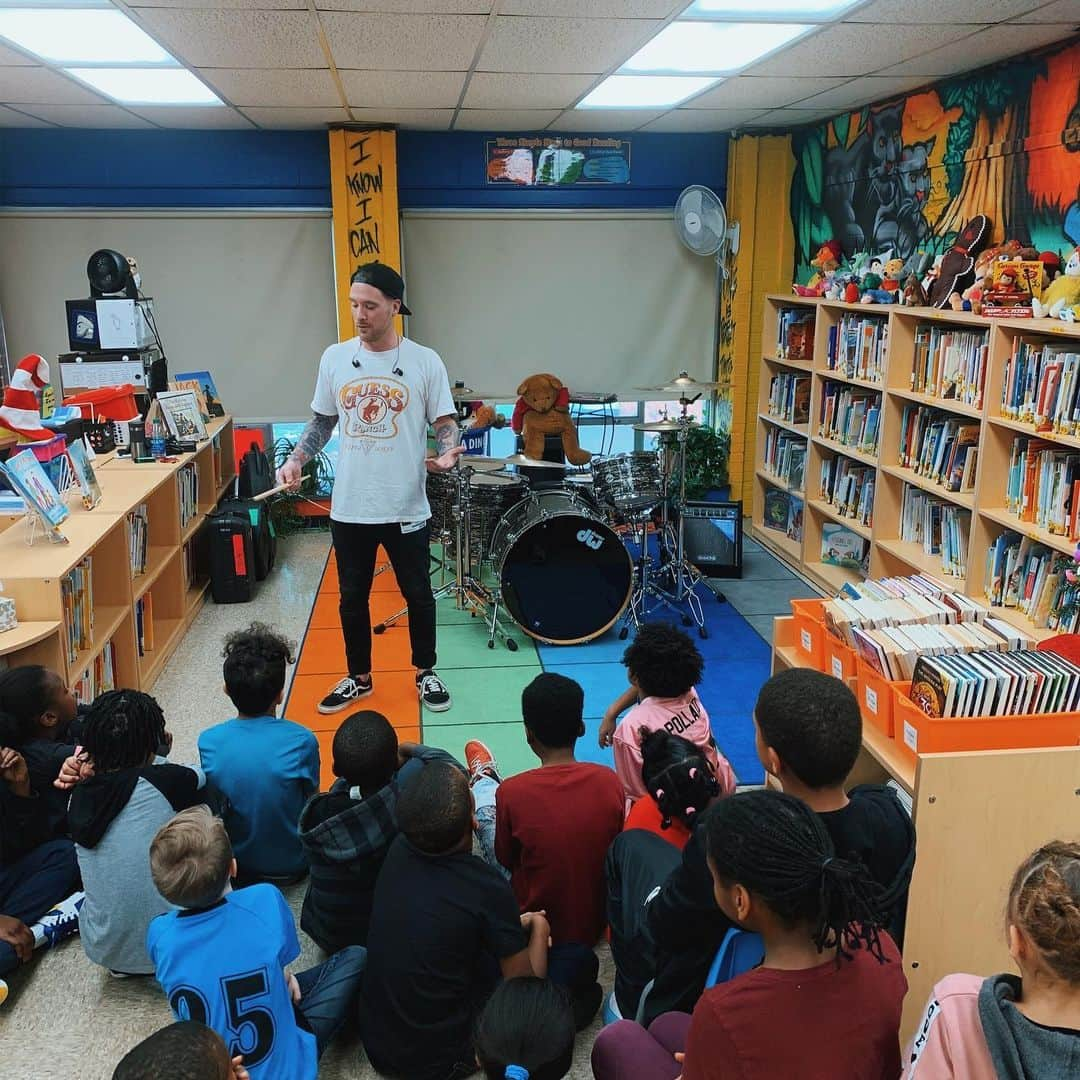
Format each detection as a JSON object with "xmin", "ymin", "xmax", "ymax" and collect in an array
[
  {"xmin": 763, "ymin": 487, "xmax": 791, "ymax": 533},
  {"xmin": 66, "ymin": 438, "xmax": 102, "ymax": 510},
  {"xmin": 786, "ymin": 495, "xmax": 804, "ymax": 543},
  {"xmin": 821, "ymin": 523, "xmax": 868, "ymax": 572},
  {"xmin": 172, "ymin": 369, "xmax": 225, "ymax": 417},
  {"xmin": 0, "ymin": 449, "xmax": 69, "ymax": 539}
]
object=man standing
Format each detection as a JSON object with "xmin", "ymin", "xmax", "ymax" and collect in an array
[{"xmin": 277, "ymin": 262, "xmax": 463, "ymax": 714}]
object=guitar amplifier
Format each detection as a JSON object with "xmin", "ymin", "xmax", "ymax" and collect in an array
[{"xmin": 679, "ymin": 500, "xmax": 743, "ymax": 578}]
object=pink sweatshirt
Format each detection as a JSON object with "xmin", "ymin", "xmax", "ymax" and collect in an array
[
  {"xmin": 903, "ymin": 974, "xmax": 996, "ymax": 1078},
  {"xmin": 612, "ymin": 688, "xmax": 736, "ymax": 806}
]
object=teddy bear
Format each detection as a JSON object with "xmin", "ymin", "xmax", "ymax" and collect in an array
[
  {"xmin": 793, "ymin": 240, "xmax": 842, "ymax": 297},
  {"xmin": 1032, "ymin": 246, "xmax": 1080, "ymax": 320},
  {"xmin": 861, "ymin": 257, "xmax": 905, "ymax": 304},
  {"xmin": 512, "ymin": 373, "xmax": 591, "ymax": 466}
]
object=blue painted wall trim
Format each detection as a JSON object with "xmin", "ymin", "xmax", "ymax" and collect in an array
[{"xmin": 0, "ymin": 127, "xmax": 726, "ymax": 209}]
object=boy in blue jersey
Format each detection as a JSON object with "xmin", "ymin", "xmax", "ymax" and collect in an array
[
  {"xmin": 147, "ymin": 806, "xmax": 364, "ymax": 1079},
  {"xmin": 198, "ymin": 624, "xmax": 319, "ymax": 884}
]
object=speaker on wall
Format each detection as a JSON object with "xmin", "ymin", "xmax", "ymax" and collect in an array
[{"xmin": 680, "ymin": 500, "xmax": 743, "ymax": 578}]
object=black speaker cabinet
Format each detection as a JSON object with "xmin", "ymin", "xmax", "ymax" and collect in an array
[{"xmin": 680, "ymin": 500, "xmax": 743, "ymax": 578}]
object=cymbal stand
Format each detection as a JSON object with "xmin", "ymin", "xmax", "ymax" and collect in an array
[{"xmin": 619, "ymin": 505, "xmax": 692, "ymax": 638}]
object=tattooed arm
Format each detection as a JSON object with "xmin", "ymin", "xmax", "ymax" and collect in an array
[
  {"xmin": 425, "ymin": 414, "xmax": 465, "ymax": 474},
  {"xmin": 276, "ymin": 411, "xmax": 336, "ymax": 487}
]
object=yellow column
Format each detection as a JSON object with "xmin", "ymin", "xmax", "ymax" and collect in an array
[
  {"xmin": 720, "ymin": 134, "xmax": 795, "ymax": 503},
  {"xmin": 328, "ymin": 128, "xmax": 402, "ymax": 342}
]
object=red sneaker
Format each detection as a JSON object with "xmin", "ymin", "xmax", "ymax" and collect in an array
[{"xmin": 464, "ymin": 739, "xmax": 501, "ymax": 784}]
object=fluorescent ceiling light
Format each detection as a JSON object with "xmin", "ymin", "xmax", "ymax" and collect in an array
[
  {"xmin": 683, "ymin": 0, "xmax": 861, "ymax": 16},
  {"xmin": 623, "ymin": 21, "xmax": 811, "ymax": 75},
  {"xmin": 577, "ymin": 75, "xmax": 718, "ymax": 110},
  {"xmin": 0, "ymin": 8, "xmax": 171, "ymax": 64},
  {"xmin": 67, "ymin": 67, "xmax": 222, "ymax": 105}
]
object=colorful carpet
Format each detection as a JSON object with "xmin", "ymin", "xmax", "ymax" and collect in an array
[{"xmin": 284, "ymin": 548, "xmax": 771, "ymax": 789}]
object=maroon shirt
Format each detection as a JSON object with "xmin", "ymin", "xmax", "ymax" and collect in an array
[
  {"xmin": 494, "ymin": 762, "xmax": 624, "ymax": 945},
  {"xmin": 683, "ymin": 933, "xmax": 907, "ymax": 1080}
]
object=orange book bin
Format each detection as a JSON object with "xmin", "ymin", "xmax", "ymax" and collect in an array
[
  {"xmin": 854, "ymin": 657, "xmax": 905, "ymax": 737},
  {"xmin": 790, "ymin": 598, "xmax": 828, "ymax": 670},
  {"xmin": 823, "ymin": 635, "xmax": 858, "ymax": 684}
]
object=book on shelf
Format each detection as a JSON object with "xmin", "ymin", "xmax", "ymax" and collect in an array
[
  {"xmin": 826, "ymin": 313, "xmax": 887, "ymax": 383},
  {"xmin": 1005, "ymin": 435, "xmax": 1080, "ymax": 537},
  {"xmin": 183, "ymin": 541, "xmax": 196, "ymax": 591},
  {"xmin": 911, "ymin": 324, "xmax": 989, "ymax": 407},
  {"xmin": 177, "ymin": 462, "xmax": 199, "ymax": 531},
  {"xmin": 898, "ymin": 405, "xmax": 979, "ymax": 492},
  {"xmin": 0, "ymin": 448, "xmax": 69, "ymax": 536},
  {"xmin": 787, "ymin": 495, "xmax": 804, "ymax": 543},
  {"xmin": 1000, "ymin": 337, "xmax": 1080, "ymax": 432},
  {"xmin": 74, "ymin": 639, "xmax": 117, "ymax": 705},
  {"xmin": 899, "ymin": 484, "xmax": 970, "ymax": 578},
  {"xmin": 768, "ymin": 372, "xmax": 811, "ymax": 425},
  {"xmin": 909, "ymin": 647, "xmax": 1080, "ymax": 719},
  {"xmin": 66, "ymin": 438, "xmax": 102, "ymax": 510},
  {"xmin": 763, "ymin": 487, "xmax": 792, "ymax": 533},
  {"xmin": 984, "ymin": 531, "xmax": 1075, "ymax": 629},
  {"xmin": 135, "ymin": 593, "xmax": 155, "ymax": 657},
  {"xmin": 821, "ymin": 523, "xmax": 868, "ymax": 573},
  {"xmin": 819, "ymin": 456, "xmax": 874, "ymax": 527},
  {"xmin": 60, "ymin": 557, "xmax": 94, "ymax": 664},
  {"xmin": 818, "ymin": 383, "xmax": 881, "ymax": 454},
  {"xmin": 128, "ymin": 504, "xmax": 149, "ymax": 576},
  {"xmin": 776, "ymin": 309, "xmax": 815, "ymax": 361},
  {"xmin": 763, "ymin": 428, "xmax": 808, "ymax": 491}
]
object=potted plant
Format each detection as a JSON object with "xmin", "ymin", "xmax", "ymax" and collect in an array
[
  {"xmin": 679, "ymin": 425, "xmax": 730, "ymax": 501},
  {"xmin": 269, "ymin": 437, "xmax": 333, "ymax": 535}
]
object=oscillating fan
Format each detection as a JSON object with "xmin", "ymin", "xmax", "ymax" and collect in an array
[
  {"xmin": 87, "ymin": 248, "xmax": 138, "ymax": 299},
  {"xmin": 674, "ymin": 185, "xmax": 740, "ymax": 276}
]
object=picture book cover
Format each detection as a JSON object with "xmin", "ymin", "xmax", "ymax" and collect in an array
[
  {"xmin": 169, "ymin": 379, "xmax": 210, "ymax": 422},
  {"xmin": 172, "ymin": 370, "xmax": 224, "ymax": 416},
  {"xmin": 910, "ymin": 656, "xmax": 949, "ymax": 718},
  {"xmin": 786, "ymin": 495, "xmax": 804, "ymax": 542},
  {"xmin": 67, "ymin": 438, "xmax": 102, "ymax": 510},
  {"xmin": 156, "ymin": 389, "xmax": 208, "ymax": 441},
  {"xmin": 0, "ymin": 449, "xmax": 69, "ymax": 537},
  {"xmin": 763, "ymin": 488, "xmax": 791, "ymax": 533},
  {"xmin": 821, "ymin": 523, "xmax": 868, "ymax": 570},
  {"xmin": 792, "ymin": 377, "xmax": 811, "ymax": 425}
]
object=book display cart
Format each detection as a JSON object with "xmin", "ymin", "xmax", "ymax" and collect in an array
[
  {"xmin": 753, "ymin": 294, "xmax": 1080, "ymax": 643},
  {"xmin": 0, "ymin": 416, "xmax": 234, "ymax": 695}
]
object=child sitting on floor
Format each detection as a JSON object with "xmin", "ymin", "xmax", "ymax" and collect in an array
[
  {"xmin": 198, "ymin": 623, "xmax": 319, "ymax": 884},
  {"xmin": 147, "ymin": 806, "xmax": 365, "ymax": 1080},
  {"xmin": 904, "ymin": 840, "xmax": 1080, "ymax": 1077},
  {"xmin": 467, "ymin": 672, "xmax": 624, "ymax": 1028},
  {"xmin": 67, "ymin": 690, "xmax": 208, "ymax": 976},
  {"xmin": 593, "ymin": 789, "xmax": 907, "ymax": 1080},
  {"xmin": 298, "ymin": 709, "xmax": 463, "ymax": 953},
  {"xmin": 598, "ymin": 623, "xmax": 735, "ymax": 808},
  {"xmin": 623, "ymin": 729, "xmax": 724, "ymax": 851},
  {"xmin": 475, "ymin": 976, "xmax": 576, "ymax": 1080},
  {"xmin": 755, "ymin": 667, "xmax": 916, "ymax": 945},
  {"xmin": 112, "ymin": 1020, "xmax": 249, "ymax": 1080},
  {"xmin": 359, "ymin": 762, "xmax": 550, "ymax": 1080}
]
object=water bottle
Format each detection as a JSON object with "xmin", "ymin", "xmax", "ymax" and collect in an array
[{"xmin": 150, "ymin": 418, "xmax": 166, "ymax": 459}]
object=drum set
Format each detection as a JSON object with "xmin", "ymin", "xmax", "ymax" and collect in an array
[{"xmin": 373, "ymin": 374, "xmax": 726, "ymax": 651}]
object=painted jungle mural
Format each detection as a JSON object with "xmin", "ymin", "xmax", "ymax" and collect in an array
[{"xmin": 791, "ymin": 35, "xmax": 1080, "ymax": 280}]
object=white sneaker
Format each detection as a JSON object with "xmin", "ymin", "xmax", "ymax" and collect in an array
[{"xmin": 30, "ymin": 891, "xmax": 85, "ymax": 951}]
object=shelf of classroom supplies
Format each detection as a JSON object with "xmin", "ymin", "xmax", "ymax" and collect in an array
[
  {"xmin": 811, "ymin": 435, "xmax": 878, "ymax": 467},
  {"xmin": 754, "ymin": 467, "xmax": 804, "ymax": 498},
  {"xmin": 887, "ymin": 387, "xmax": 984, "ymax": 420},
  {"xmin": 0, "ymin": 620, "xmax": 64, "ymax": 673},
  {"xmin": 762, "ymin": 354, "xmax": 814, "ymax": 373},
  {"xmin": 806, "ymin": 498, "xmax": 872, "ymax": 541}
]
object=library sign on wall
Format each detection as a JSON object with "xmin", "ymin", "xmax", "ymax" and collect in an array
[{"xmin": 486, "ymin": 136, "xmax": 631, "ymax": 186}]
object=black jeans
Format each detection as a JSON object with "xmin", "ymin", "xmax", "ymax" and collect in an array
[{"xmin": 330, "ymin": 519, "xmax": 437, "ymax": 676}]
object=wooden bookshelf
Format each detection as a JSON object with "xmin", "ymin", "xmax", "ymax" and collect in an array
[
  {"xmin": 0, "ymin": 416, "xmax": 235, "ymax": 691},
  {"xmin": 751, "ymin": 297, "xmax": 1080, "ymax": 640},
  {"xmin": 771, "ymin": 616, "xmax": 1080, "ymax": 1045}
]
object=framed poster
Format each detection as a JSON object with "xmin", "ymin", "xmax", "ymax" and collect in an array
[{"xmin": 486, "ymin": 136, "xmax": 631, "ymax": 186}]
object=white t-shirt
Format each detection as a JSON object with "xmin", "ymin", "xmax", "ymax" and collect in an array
[{"xmin": 311, "ymin": 336, "xmax": 455, "ymax": 525}]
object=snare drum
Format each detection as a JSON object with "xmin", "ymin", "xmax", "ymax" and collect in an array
[
  {"xmin": 425, "ymin": 471, "xmax": 528, "ymax": 563},
  {"xmin": 489, "ymin": 489, "xmax": 633, "ymax": 644},
  {"xmin": 591, "ymin": 451, "xmax": 663, "ymax": 513}
]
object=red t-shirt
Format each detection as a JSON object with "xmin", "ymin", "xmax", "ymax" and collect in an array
[
  {"xmin": 494, "ymin": 762, "xmax": 624, "ymax": 946},
  {"xmin": 682, "ymin": 934, "xmax": 906, "ymax": 1080},
  {"xmin": 623, "ymin": 797, "xmax": 691, "ymax": 851}
]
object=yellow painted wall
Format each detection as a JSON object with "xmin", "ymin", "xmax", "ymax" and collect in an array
[{"xmin": 720, "ymin": 134, "xmax": 795, "ymax": 503}]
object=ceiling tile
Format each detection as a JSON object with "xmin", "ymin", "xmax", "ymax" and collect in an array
[
  {"xmin": 0, "ymin": 104, "xmax": 55, "ymax": 126},
  {"xmin": 462, "ymin": 72, "xmax": 594, "ymax": 109},
  {"xmin": 348, "ymin": 106, "xmax": 453, "ymax": 128},
  {"xmin": 744, "ymin": 107, "xmax": 837, "ymax": 127},
  {"xmin": 793, "ymin": 74, "xmax": 933, "ymax": 111},
  {"xmin": 876, "ymin": 22, "xmax": 1077, "ymax": 77},
  {"xmin": 340, "ymin": 69, "xmax": 465, "ymax": 108},
  {"xmin": 846, "ymin": 0, "xmax": 1046, "ymax": 22},
  {"xmin": 241, "ymin": 105, "xmax": 351, "ymax": 127},
  {"xmin": 0, "ymin": 67, "xmax": 106, "ymax": 105},
  {"xmin": 0, "ymin": 42, "xmax": 36, "ymax": 65},
  {"xmin": 1021, "ymin": 1, "xmax": 1080, "ymax": 19},
  {"xmin": 127, "ymin": 104, "xmax": 256, "ymax": 127},
  {"xmin": 500, "ymin": 0, "xmax": 679, "ymax": 14},
  {"xmin": 197, "ymin": 68, "xmax": 338, "ymax": 107},
  {"xmin": 748, "ymin": 23, "xmax": 983, "ymax": 77},
  {"xmin": 478, "ymin": 16, "xmax": 660, "ymax": 74},
  {"xmin": 321, "ymin": 12, "xmax": 487, "ymax": 71},
  {"xmin": 133, "ymin": 10, "xmax": 325, "ymax": 67},
  {"xmin": 17, "ymin": 103, "xmax": 155, "ymax": 127},
  {"xmin": 685, "ymin": 76, "xmax": 853, "ymax": 110},
  {"xmin": 315, "ymin": 0, "xmax": 490, "ymax": 9},
  {"xmin": 549, "ymin": 108, "xmax": 664, "ymax": 131},
  {"xmin": 130, "ymin": 0, "xmax": 306, "ymax": 7},
  {"xmin": 640, "ymin": 108, "xmax": 766, "ymax": 132},
  {"xmin": 454, "ymin": 108, "xmax": 561, "ymax": 130}
]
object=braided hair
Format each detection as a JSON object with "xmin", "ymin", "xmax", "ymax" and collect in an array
[
  {"xmin": 705, "ymin": 789, "xmax": 887, "ymax": 964},
  {"xmin": 639, "ymin": 729, "xmax": 720, "ymax": 830},
  {"xmin": 1007, "ymin": 840, "xmax": 1080, "ymax": 984},
  {"xmin": 80, "ymin": 690, "xmax": 167, "ymax": 774}
]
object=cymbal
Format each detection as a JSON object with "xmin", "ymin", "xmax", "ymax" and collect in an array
[
  {"xmin": 464, "ymin": 454, "xmax": 576, "ymax": 472},
  {"xmin": 634, "ymin": 371, "xmax": 732, "ymax": 394},
  {"xmin": 634, "ymin": 418, "xmax": 700, "ymax": 432},
  {"xmin": 451, "ymin": 386, "xmax": 516, "ymax": 401}
]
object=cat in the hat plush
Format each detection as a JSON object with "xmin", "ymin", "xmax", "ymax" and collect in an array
[{"xmin": 0, "ymin": 354, "xmax": 53, "ymax": 442}]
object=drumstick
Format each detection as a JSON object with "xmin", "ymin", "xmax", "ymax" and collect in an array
[{"xmin": 251, "ymin": 482, "xmax": 293, "ymax": 502}]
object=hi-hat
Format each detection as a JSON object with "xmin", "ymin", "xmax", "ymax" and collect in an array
[
  {"xmin": 464, "ymin": 453, "xmax": 576, "ymax": 471},
  {"xmin": 635, "ymin": 371, "xmax": 732, "ymax": 394},
  {"xmin": 634, "ymin": 418, "xmax": 700, "ymax": 432},
  {"xmin": 451, "ymin": 386, "xmax": 516, "ymax": 401}
]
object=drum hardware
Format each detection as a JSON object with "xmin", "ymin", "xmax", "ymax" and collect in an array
[{"xmin": 467, "ymin": 453, "xmax": 580, "ymax": 472}]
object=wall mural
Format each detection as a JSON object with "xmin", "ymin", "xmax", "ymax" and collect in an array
[{"xmin": 791, "ymin": 36, "xmax": 1080, "ymax": 280}]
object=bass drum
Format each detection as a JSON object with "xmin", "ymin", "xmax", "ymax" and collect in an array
[{"xmin": 489, "ymin": 489, "xmax": 633, "ymax": 645}]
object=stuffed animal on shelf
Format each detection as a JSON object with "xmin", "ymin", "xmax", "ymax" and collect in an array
[
  {"xmin": 465, "ymin": 403, "xmax": 504, "ymax": 431},
  {"xmin": 513, "ymin": 374, "xmax": 591, "ymax": 465},
  {"xmin": 1032, "ymin": 246, "xmax": 1080, "ymax": 320},
  {"xmin": 926, "ymin": 215, "xmax": 990, "ymax": 308},
  {"xmin": 861, "ymin": 257, "xmax": 905, "ymax": 304},
  {"xmin": 793, "ymin": 240, "xmax": 842, "ymax": 297}
]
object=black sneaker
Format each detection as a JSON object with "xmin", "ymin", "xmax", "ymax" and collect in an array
[
  {"xmin": 417, "ymin": 670, "xmax": 451, "ymax": 712},
  {"xmin": 318, "ymin": 675, "xmax": 372, "ymax": 714}
]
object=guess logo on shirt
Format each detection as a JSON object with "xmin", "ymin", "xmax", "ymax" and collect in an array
[{"xmin": 340, "ymin": 378, "xmax": 409, "ymax": 439}]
